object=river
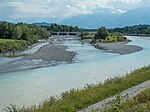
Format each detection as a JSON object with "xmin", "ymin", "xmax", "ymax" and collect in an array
[{"xmin": 0, "ymin": 36, "xmax": 150, "ymax": 110}]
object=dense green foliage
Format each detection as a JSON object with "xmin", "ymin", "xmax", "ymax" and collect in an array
[
  {"xmin": 95, "ymin": 27, "xmax": 109, "ymax": 39},
  {"xmin": 0, "ymin": 39, "xmax": 28, "ymax": 53},
  {"xmin": 4, "ymin": 66, "xmax": 150, "ymax": 112},
  {"xmin": 0, "ymin": 21, "xmax": 50, "ymax": 54},
  {"xmin": 93, "ymin": 27, "xmax": 126, "ymax": 42},
  {"xmin": 80, "ymin": 32, "xmax": 95, "ymax": 39},
  {"xmin": 108, "ymin": 24, "xmax": 150, "ymax": 36},
  {"xmin": 80, "ymin": 27, "xmax": 126, "ymax": 42},
  {"xmin": 104, "ymin": 33, "xmax": 127, "ymax": 42},
  {"xmin": 42, "ymin": 24, "xmax": 80, "ymax": 32}
]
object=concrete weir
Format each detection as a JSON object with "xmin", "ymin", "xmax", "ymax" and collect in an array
[{"xmin": 51, "ymin": 32, "xmax": 81, "ymax": 36}]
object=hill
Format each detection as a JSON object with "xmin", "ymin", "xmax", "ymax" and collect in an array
[{"xmin": 60, "ymin": 6, "xmax": 150, "ymax": 28}]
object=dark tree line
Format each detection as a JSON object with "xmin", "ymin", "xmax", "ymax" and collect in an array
[
  {"xmin": 95, "ymin": 27, "xmax": 109, "ymax": 39},
  {"xmin": 0, "ymin": 22, "xmax": 50, "ymax": 44},
  {"xmin": 0, "ymin": 21, "xmax": 50, "ymax": 54},
  {"xmin": 108, "ymin": 24, "xmax": 150, "ymax": 35},
  {"xmin": 42, "ymin": 24, "xmax": 80, "ymax": 32}
]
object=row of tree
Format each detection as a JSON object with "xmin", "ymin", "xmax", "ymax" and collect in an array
[
  {"xmin": 0, "ymin": 21, "xmax": 50, "ymax": 54},
  {"xmin": 93, "ymin": 27, "xmax": 126, "ymax": 42},
  {"xmin": 108, "ymin": 24, "xmax": 150, "ymax": 35},
  {"xmin": 42, "ymin": 24, "xmax": 80, "ymax": 32},
  {"xmin": 0, "ymin": 22, "xmax": 50, "ymax": 44}
]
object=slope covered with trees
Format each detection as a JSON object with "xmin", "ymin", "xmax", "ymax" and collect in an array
[
  {"xmin": 108, "ymin": 24, "xmax": 150, "ymax": 36},
  {"xmin": 0, "ymin": 21, "xmax": 50, "ymax": 54}
]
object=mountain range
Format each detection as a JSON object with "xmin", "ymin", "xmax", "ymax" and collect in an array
[{"xmin": 60, "ymin": 6, "xmax": 150, "ymax": 28}]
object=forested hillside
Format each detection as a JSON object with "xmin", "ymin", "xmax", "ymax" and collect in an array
[
  {"xmin": 108, "ymin": 24, "xmax": 150, "ymax": 35},
  {"xmin": 0, "ymin": 21, "xmax": 50, "ymax": 54}
]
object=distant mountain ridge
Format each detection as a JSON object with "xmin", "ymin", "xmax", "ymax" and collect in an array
[{"xmin": 60, "ymin": 6, "xmax": 150, "ymax": 28}]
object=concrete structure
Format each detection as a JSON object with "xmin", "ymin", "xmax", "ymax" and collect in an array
[{"xmin": 51, "ymin": 32, "xmax": 81, "ymax": 36}]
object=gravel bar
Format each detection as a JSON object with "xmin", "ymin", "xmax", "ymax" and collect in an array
[
  {"xmin": 94, "ymin": 41, "xmax": 143, "ymax": 55},
  {"xmin": 25, "ymin": 44, "xmax": 76, "ymax": 62}
]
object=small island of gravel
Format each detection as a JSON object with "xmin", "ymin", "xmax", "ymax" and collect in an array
[
  {"xmin": 94, "ymin": 40, "xmax": 143, "ymax": 55},
  {"xmin": 80, "ymin": 27, "xmax": 143, "ymax": 55}
]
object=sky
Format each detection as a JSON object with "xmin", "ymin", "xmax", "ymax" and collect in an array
[{"xmin": 0, "ymin": 0, "xmax": 150, "ymax": 23}]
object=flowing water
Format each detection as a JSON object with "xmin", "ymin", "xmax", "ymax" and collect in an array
[{"xmin": 0, "ymin": 36, "xmax": 150, "ymax": 110}]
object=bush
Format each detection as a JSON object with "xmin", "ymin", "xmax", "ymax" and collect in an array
[
  {"xmin": 95, "ymin": 27, "xmax": 109, "ymax": 40},
  {"xmin": 0, "ymin": 39, "xmax": 28, "ymax": 53}
]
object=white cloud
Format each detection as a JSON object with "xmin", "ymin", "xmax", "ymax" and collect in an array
[{"xmin": 0, "ymin": 0, "xmax": 150, "ymax": 23}]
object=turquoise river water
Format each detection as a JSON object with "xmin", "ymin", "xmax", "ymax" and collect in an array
[{"xmin": 0, "ymin": 36, "xmax": 150, "ymax": 110}]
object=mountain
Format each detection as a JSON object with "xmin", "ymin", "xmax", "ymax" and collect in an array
[
  {"xmin": 60, "ymin": 6, "xmax": 150, "ymax": 28},
  {"xmin": 32, "ymin": 22, "xmax": 52, "ymax": 26},
  {"xmin": 114, "ymin": 6, "xmax": 150, "ymax": 27},
  {"xmin": 60, "ymin": 12, "xmax": 120, "ymax": 28}
]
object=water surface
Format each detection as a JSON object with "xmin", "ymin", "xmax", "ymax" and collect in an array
[{"xmin": 0, "ymin": 36, "xmax": 150, "ymax": 110}]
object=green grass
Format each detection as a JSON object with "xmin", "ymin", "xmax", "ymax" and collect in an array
[
  {"xmin": 95, "ymin": 35, "xmax": 126, "ymax": 43},
  {"xmin": 3, "ymin": 65, "xmax": 150, "ymax": 112},
  {"xmin": 106, "ymin": 35, "xmax": 126, "ymax": 42},
  {"xmin": 80, "ymin": 32, "xmax": 126, "ymax": 43},
  {"xmin": 102, "ymin": 88, "xmax": 150, "ymax": 112},
  {"xmin": 0, "ymin": 39, "xmax": 17, "ymax": 43},
  {"xmin": 80, "ymin": 33, "xmax": 95, "ymax": 39},
  {"xmin": 0, "ymin": 39, "xmax": 29, "ymax": 54}
]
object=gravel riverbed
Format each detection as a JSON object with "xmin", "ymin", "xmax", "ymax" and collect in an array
[
  {"xmin": 25, "ymin": 44, "xmax": 75, "ymax": 62},
  {"xmin": 94, "ymin": 41, "xmax": 143, "ymax": 55}
]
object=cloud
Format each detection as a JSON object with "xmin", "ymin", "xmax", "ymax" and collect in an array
[
  {"xmin": 0, "ymin": 0, "xmax": 149, "ymax": 23},
  {"xmin": 108, "ymin": 0, "xmax": 142, "ymax": 12}
]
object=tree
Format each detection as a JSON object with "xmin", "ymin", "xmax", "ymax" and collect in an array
[
  {"xmin": 95, "ymin": 27, "xmax": 109, "ymax": 39},
  {"xmin": 13, "ymin": 26, "xmax": 22, "ymax": 39}
]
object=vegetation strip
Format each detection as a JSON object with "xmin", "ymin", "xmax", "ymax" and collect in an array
[
  {"xmin": 108, "ymin": 24, "xmax": 150, "ymax": 36},
  {"xmin": 0, "ymin": 21, "xmax": 50, "ymax": 55},
  {"xmin": 4, "ymin": 66, "xmax": 150, "ymax": 112},
  {"xmin": 97, "ymin": 87, "xmax": 150, "ymax": 112},
  {"xmin": 79, "ymin": 80, "xmax": 150, "ymax": 112}
]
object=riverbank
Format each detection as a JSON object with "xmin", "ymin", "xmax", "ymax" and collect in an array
[
  {"xmin": 0, "ymin": 36, "xmax": 144, "ymax": 74},
  {"xmin": 80, "ymin": 35, "xmax": 143, "ymax": 55},
  {"xmin": 4, "ymin": 66, "xmax": 150, "ymax": 112},
  {"xmin": 0, "ymin": 36, "xmax": 77, "ymax": 73},
  {"xmin": 80, "ymin": 80, "xmax": 150, "ymax": 112},
  {"xmin": 83, "ymin": 84, "xmax": 150, "ymax": 112},
  {"xmin": 93, "ymin": 40, "xmax": 143, "ymax": 55},
  {"xmin": 0, "ymin": 39, "xmax": 29, "ymax": 56}
]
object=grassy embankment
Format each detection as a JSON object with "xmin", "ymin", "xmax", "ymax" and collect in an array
[
  {"xmin": 4, "ymin": 65, "xmax": 150, "ymax": 112},
  {"xmin": 0, "ymin": 39, "xmax": 29, "ymax": 55},
  {"xmin": 0, "ymin": 22, "xmax": 50, "ymax": 56},
  {"xmin": 101, "ymin": 88, "xmax": 150, "ymax": 112}
]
